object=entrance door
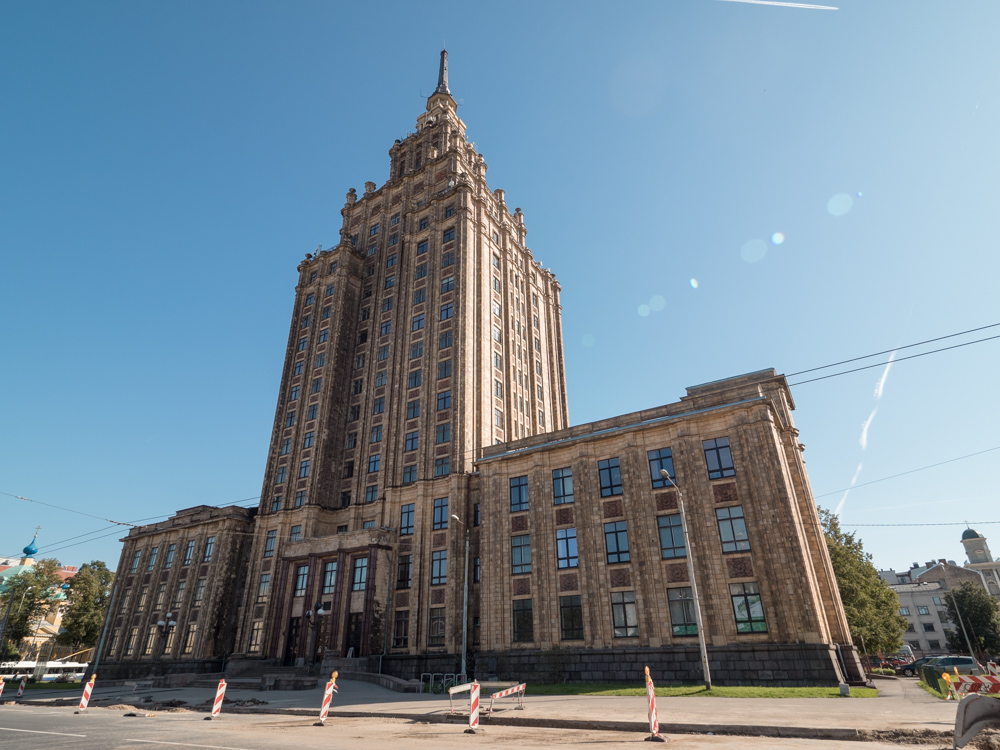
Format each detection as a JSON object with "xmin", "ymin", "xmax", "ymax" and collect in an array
[
  {"xmin": 284, "ymin": 617, "xmax": 301, "ymax": 666},
  {"xmin": 345, "ymin": 613, "xmax": 364, "ymax": 657}
]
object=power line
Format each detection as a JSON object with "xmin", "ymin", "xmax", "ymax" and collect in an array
[
  {"xmin": 787, "ymin": 322, "xmax": 1000, "ymax": 377},
  {"xmin": 813, "ymin": 446, "xmax": 1000, "ymax": 498},
  {"xmin": 0, "ymin": 491, "xmax": 138, "ymax": 528},
  {"xmin": 844, "ymin": 521, "xmax": 1000, "ymax": 528},
  {"xmin": 788, "ymin": 334, "xmax": 1000, "ymax": 386}
]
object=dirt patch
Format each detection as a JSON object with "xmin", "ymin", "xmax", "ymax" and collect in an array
[
  {"xmin": 102, "ymin": 704, "xmax": 141, "ymax": 711},
  {"xmin": 971, "ymin": 729, "xmax": 1000, "ymax": 750},
  {"xmin": 200, "ymin": 697, "xmax": 270, "ymax": 707}
]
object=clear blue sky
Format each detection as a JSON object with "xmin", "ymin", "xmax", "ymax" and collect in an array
[{"xmin": 2, "ymin": 1, "xmax": 998, "ymax": 573}]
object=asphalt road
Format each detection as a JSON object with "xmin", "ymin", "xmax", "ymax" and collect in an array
[{"xmin": 0, "ymin": 705, "xmax": 938, "ymax": 749}]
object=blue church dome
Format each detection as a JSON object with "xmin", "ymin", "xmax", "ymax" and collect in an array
[{"xmin": 22, "ymin": 537, "xmax": 38, "ymax": 556}]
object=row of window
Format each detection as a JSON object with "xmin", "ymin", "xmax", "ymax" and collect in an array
[
  {"xmin": 118, "ymin": 577, "xmax": 208, "ymax": 616},
  {"xmin": 109, "ymin": 622, "xmax": 199, "ymax": 659},
  {"xmin": 128, "ymin": 538, "xmax": 214, "ymax": 574}
]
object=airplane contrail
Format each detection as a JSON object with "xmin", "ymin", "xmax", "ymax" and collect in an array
[{"xmin": 715, "ymin": 0, "xmax": 839, "ymax": 9}]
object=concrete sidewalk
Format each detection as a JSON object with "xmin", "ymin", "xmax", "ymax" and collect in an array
[{"xmin": 10, "ymin": 676, "xmax": 957, "ymax": 742}]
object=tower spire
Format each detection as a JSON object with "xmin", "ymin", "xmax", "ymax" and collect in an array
[{"xmin": 435, "ymin": 49, "xmax": 450, "ymax": 96}]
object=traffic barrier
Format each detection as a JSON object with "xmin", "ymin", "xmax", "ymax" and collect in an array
[
  {"xmin": 16, "ymin": 677, "xmax": 26, "ymax": 698},
  {"xmin": 78, "ymin": 674, "xmax": 97, "ymax": 711},
  {"xmin": 314, "ymin": 671, "xmax": 339, "ymax": 726},
  {"xmin": 466, "ymin": 681, "xmax": 480, "ymax": 734},
  {"xmin": 205, "ymin": 678, "xmax": 226, "ymax": 720},
  {"xmin": 942, "ymin": 671, "xmax": 961, "ymax": 701},
  {"xmin": 946, "ymin": 673, "xmax": 1000, "ymax": 696},
  {"xmin": 643, "ymin": 666, "xmax": 667, "ymax": 743},
  {"xmin": 487, "ymin": 682, "xmax": 525, "ymax": 717},
  {"xmin": 0, "ymin": 677, "xmax": 5, "ymax": 701},
  {"xmin": 987, "ymin": 662, "xmax": 999, "ymax": 677},
  {"xmin": 448, "ymin": 681, "xmax": 474, "ymax": 714}
]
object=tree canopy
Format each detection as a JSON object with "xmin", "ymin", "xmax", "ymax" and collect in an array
[
  {"xmin": 944, "ymin": 581, "xmax": 1000, "ymax": 658},
  {"xmin": 0, "ymin": 558, "xmax": 64, "ymax": 660},
  {"xmin": 820, "ymin": 509, "xmax": 907, "ymax": 655},
  {"xmin": 56, "ymin": 560, "xmax": 115, "ymax": 651}
]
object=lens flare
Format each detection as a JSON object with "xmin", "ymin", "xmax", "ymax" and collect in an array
[
  {"xmin": 637, "ymin": 304, "xmax": 651, "ymax": 317},
  {"xmin": 827, "ymin": 193, "xmax": 853, "ymax": 216},
  {"xmin": 690, "ymin": 278, "xmax": 699, "ymax": 289},
  {"xmin": 771, "ymin": 232, "xmax": 785, "ymax": 245},
  {"xmin": 649, "ymin": 295, "xmax": 666, "ymax": 312},
  {"xmin": 741, "ymin": 239, "xmax": 768, "ymax": 263}
]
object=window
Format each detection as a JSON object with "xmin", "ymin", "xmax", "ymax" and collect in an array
[
  {"xmin": 286, "ymin": 411, "xmax": 297, "ymax": 427},
  {"xmin": 256, "ymin": 574, "xmax": 270, "ymax": 603},
  {"xmin": 923, "ymin": 622, "xmax": 936, "ymax": 632},
  {"xmin": 419, "ymin": 217, "xmax": 428, "ymax": 230},
  {"xmin": 137, "ymin": 586, "xmax": 149, "ymax": 613},
  {"xmin": 130, "ymin": 550, "xmax": 142, "ymax": 573},
  {"xmin": 369, "ymin": 223, "xmax": 380, "ymax": 236},
  {"xmin": 556, "ymin": 528, "xmax": 578, "ymax": 568},
  {"xmin": 371, "ymin": 425, "xmax": 383, "ymax": 443},
  {"xmin": 417, "ymin": 240, "xmax": 428, "ymax": 255},
  {"xmin": 352, "ymin": 558, "xmax": 368, "ymax": 591},
  {"xmin": 321, "ymin": 306, "xmax": 331, "ymax": 320},
  {"xmin": 658, "ymin": 515, "xmax": 686, "ymax": 559},
  {"xmin": 290, "ymin": 386, "xmax": 301, "ymax": 402},
  {"xmin": 906, "ymin": 623, "xmax": 916, "ymax": 632},
  {"xmin": 438, "ymin": 360, "xmax": 452, "ymax": 379},
  {"xmin": 494, "ymin": 380, "xmax": 503, "ymax": 398},
  {"xmin": 323, "ymin": 561, "xmax": 337, "ymax": 594},
  {"xmin": 384, "ymin": 275, "xmax": 395, "ymax": 290},
  {"xmin": 349, "ymin": 405, "xmax": 360, "ymax": 421},
  {"xmin": 474, "ymin": 556, "xmax": 481, "ymax": 582},
  {"xmin": 248, "ymin": 622, "xmax": 264, "ymax": 653},
  {"xmin": 276, "ymin": 465, "xmax": 287, "ymax": 484},
  {"xmin": 154, "ymin": 583, "xmax": 166, "ymax": 610},
  {"xmin": 375, "ymin": 371, "xmax": 387, "ymax": 386},
  {"xmin": 340, "ymin": 493, "xmax": 351, "ymax": 508},
  {"xmin": 440, "ymin": 330, "xmax": 453, "ymax": 349},
  {"xmin": 704, "ymin": 437, "xmax": 736, "ymax": 479},
  {"xmin": 437, "ymin": 390, "xmax": 451, "ymax": 410},
  {"xmin": 125, "ymin": 627, "xmax": 138, "ymax": 656},
  {"xmin": 611, "ymin": 591, "xmax": 638, "ymax": 637},
  {"xmin": 183, "ymin": 540, "xmax": 196, "ymax": 565},
  {"xmin": 298, "ymin": 337, "xmax": 308, "ymax": 352},
  {"xmin": 270, "ymin": 496, "xmax": 281, "ymax": 513},
  {"xmin": 436, "ymin": 424, "xmax": 451, "ymax": 444},
  {"xmin": 474, "ymin": 503, "xmax": 480, "ymax": 526},
  {"xmin": 730, "ymin": 582, "xmax": 767, "ymax": 632},
  {"xmin": 435, "ymin": 457, "xmax": 450, "ymax": 476},
  {"xmin": 319, "ymin": 329, "xmax": 328, "ymax": 343},
  {"xmin": 494, "ymin": 352, "xmax": 502, "ymax": 369},
  {"xmin": 310, "ymin": 377, "xmax": 322, "ymax": 394},
  {"xmin": 373, "ymin": 397, "xmax": 385, "ymax": 414},
  {"xmin": 394, "ymin": 611, "xmax": 410, "ymax": 648},
  {"xmin": 165, "ymin": 544, "xmax": 175, "ymax": 568},
  {"xmin": 307, "ymin": 404, "xmax": 319, "ymax": 420},
  {"xmin": 445, "ymin": 206, "xmax": 454, "ymax": 218},
  {"xmin": 280, "ymin": 438, "xmax": 291, "ymax": 455},
  {"xmin": 365, "ymin": 485, "xmax": 378, "ymax": 503},
  {"xmin": 380, "ymin": 321, "xmax": 392, "ymax": 336},
  {"xmin": 648, "ymin": 448, "xmax": 675, "ymax": 487},
  {"xmin": 440, "ymin": 302, "xmax": 453, "ymax": 320},
  {"xmin": 411, "ymin": 342, "xmax": 423, "ymax": 359},
  {"xmin": 203, "ymin": 537, "xmax": 215, "ymax": 562},
  {"xmin": 933, "ymin": 596, "xmax": 942, "ymax": 606},
  {"xmin": 443, "ymin": 227, "xmax": 455, "ymax": 243},
  {"xmin": 432, "ymin": 498, "xmax": 449, "ymax": 529},
  {"xmin": 441, "ymin": 275, "xmax": 454, "ymax": 293},
  {"xmin": 343, "ymin": 460, "xmax": 355, "ymax": 477},
  {"xmin": 493, "ymin": 326, "xmax": 503, "ymax": 343},
  {"xmin": 378, "ymin": 345, "xmax": 389, "ymax": 361},
  {"xmin": 292, "ymin": 565, "xmax": 308, "ymax": 597},
  {"xmin": 716, "ymin": 506, "xmax": 750, "ymax": 552},
  {"xmin": 899, "ymin": 607, "xmax": 910, "ymax": 616},
  {"xmin": 917, "ymin": 606, "xmax": 930, "ymax": 615},
  {"xmin": 668, "ymin": 588, "xmax": 698, "ymax": 636},
  {"xmin": 399, "ymin": 503, "xmax": 415, "ymax": 535},
  {"xmin": 493, "ymin": 276, "xmax": 501, "ymax": 292},
  {"xmin": 495, "ymin": 409, "xmax": 504, "ymax": 427},
  {"xmin": 546, "ymin": 469, "xmax": 575, "ymax": 507},
  {"xmin": 386, "ymin": 253, "xmax": 396, "ymax": 267},
  {"xmin": 560, "ymin": 595, "xmax": 583, "ymax": 640},
  {"xmin": 510, "ymin": 476, "xmax": 529, "ymax": 512},
  {"xmin": 512, "ymin": 599, "xmax": 533, "ymax": 642},
  {"xmin": 492, "ymin": 300, "xmax": 501, "ymax": 317},
  {"xmin": 290, "ymin": 525, "xmax": 302, "ymax": 542},
  {"xmin": 398, "ymin": 430, "xmax": 416, "ymax": 452},
  {"xmin": 368, "ymin": 454, "xmax": 381, "ymax": 472},
  {"xmin": 351, "ymin": 234, "xmax": 359, "ymax": 246},
  {"xmin": 397, "ymin": 555, "xmax": 412, "ymax": 589},
  {"xmin": 406, "ymin": 370, "xmax": 422, "ymax": 389},
  {"xmin": 442, "ymin": 251, "xmax": 455, "ymax": 267},
  {"xmin": 299, "ymin": 459, "xmax": 311, "ymax": 478},
  {"xmin": 403, "ymin": 465, "xmax": 417, "ymax": 484},
  {"xmin": 294, "ymin": 490, "xmax": 307, "ymax": 508},
  {"xmin": 294, "ymin": 361, "xmax": 304, "ymax": 376},
  {"xmin": 599, "ymin": 458, "xmax": 623, "ymax": 496},
  {"xmin": 303, "ymin": 431, "xmax": 314, "ymax": 448},
  {"xmin": 415, "ymin": 263, "xmax": 427, "ymax": 279},
  {"xmin": 325, "ymin": 283, "xmax": 335, "ymax": 297},
  {"xmin": 431, "ymin": 550, "xmax": 448, "ymax": 585},
  {"xmin": 604, "ymin": 521, "xmax": 630, "ymax": 564},
  {"xmin": 361, "ymin": 306, "xmax": 370, "ymax": 319},
  {"xmin": 413, "ymin": 285, "xmax": 427, "ymax": 305},
  {"xmin": 171, "ymin": 581, "xmax": 186, "ymax": 610},
  {"xmin": 193, "ymin": 579, "xmax": 206, "ymax": 605},
  {"xmin": 511, "ymin": 535, "xmax": 532, "ymax": 574},
  {"xmin": 928, "ymin": 639, "xmax": 941, "ymax": 649},
  {"xmin": 429, "ymin": 608, "xmax": 445, "ymax": 646},
  {"xmin": 390, "ymin": 213, "xmax": 400, "ymax": 226},
  {"xmin": 301, "ymin": 314, "xmax": 311, "ymax": 329},
  {"xmin": 355, "ymin": 354, "xmax": 366, "ymax": 369},
  {"xmin": 406, "ymin": 399, "xmax": 420, "ymax": 419}
]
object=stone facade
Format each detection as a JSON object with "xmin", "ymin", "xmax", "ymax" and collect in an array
[{"xmin": 97, "ymin": 53, "xmax": 865, "ymax": 686}]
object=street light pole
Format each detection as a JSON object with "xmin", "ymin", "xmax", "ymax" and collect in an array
[
  {"xmin": 660, "ymin": 469, "xmax": 712, "ymax": 691},
  {"xmin": 451, "ymin": 514, "xmax": 470, "ymax": 679}
]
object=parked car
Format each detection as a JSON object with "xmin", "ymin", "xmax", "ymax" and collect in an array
[
  {"xmin": 896, "ymin": 656, "xmax": 937, "ymax": 676},
  {"xmin": 921, "ymin": 656, "xmax": 982, "ymax": 675}
]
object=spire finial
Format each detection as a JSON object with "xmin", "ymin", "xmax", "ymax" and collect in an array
[{"xmin": 435, "ymin": 49, "xmax": 450, "ymax": 96}]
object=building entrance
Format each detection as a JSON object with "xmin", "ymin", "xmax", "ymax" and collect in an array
[
  {"xmin": 345, "ymin": 612, "xmax": 364, "ymax": 657},
  {"xmin": 283, "ymin": 617, "xmax": 301, "ymax": 666}
]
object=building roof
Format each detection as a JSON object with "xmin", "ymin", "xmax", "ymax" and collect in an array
[
  {"xmin": 962, "ymin": 528, "xmax": 983, "ymax": 540},
  {"xmin": 891, "ymin": 581, "xmax": 944, "ymax": 593}
]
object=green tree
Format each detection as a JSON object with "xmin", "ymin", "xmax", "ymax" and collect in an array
[
  {"xmin": 819, "ymin": 509, "xmax": 906, "ymax": 655},
  {"xmin": 943, "ymin": 581, "xmax": 1000, "ymax": 657},
  {"xmin": 0, "ymin": 558, "xmax": 64, "ymax": 657},
  {"xmin": 57, "ymin": 561, "xmax": 115, "ymax": 651}
]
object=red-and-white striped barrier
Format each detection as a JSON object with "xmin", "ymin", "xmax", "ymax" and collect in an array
[
  {"xmin": 643, "ymin": 666, "xmax": 667, "ymax": 742},
  {"xmin": 0, "ymin": 678, "xmax": 5, "ymax": 701},
  {"xmin": 487, "ymin": 682, "xmax": 525, "ymax": 717},
  {"xmin": 948, "ymin": 674, "xmax": 1000, "ymax": 696},
  {"xmin": 78, "ymin": 674, "xmax": 97, "ymax": 711},
  {"xmin": 315, "ymin": 671, "xmax": 339, "ymax": 725},
  {"xmin": 466, "ymin": 681, "xmax": 480, "ymax": 734},
  {"xmin": 987, "ymin": 662, "xmax": 999, "ymax": 677},
  {"xmin": 448, "ymin": 681, "xmax": 474, "ymax": 715},
  {"xmin": 16, "ymin": 678, "xmax": 26, "ymax": 698},
  {"xmin": 208, "ymin": 678, "xmax": 227, "ymax": 719}
]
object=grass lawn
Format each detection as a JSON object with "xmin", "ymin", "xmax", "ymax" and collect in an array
[
  {"xmin": 527, "ymin": 683, "xmax": 878, "ymax": 698},
  {"xmin": 917, "ymin": 680, "xmax": 948, "ymax": 700}
]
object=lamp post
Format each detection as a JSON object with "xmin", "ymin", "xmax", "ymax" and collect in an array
[
  {"xmin": 451, "ymin": 514, "xmax": 470, "ymax": 679},
  {"xmin": 305, "ymin": 601, "xmax": 326, "ymax": 665},
  {"xmin": 660, "ymin": 468, "xmax": 712, "ymax": 691},
  {"xmin": 157, "ymin": 613, "xmax": 177, "ymax": 657}
]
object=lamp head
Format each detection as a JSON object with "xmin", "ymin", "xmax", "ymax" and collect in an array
[{"xmin": 659, "ymin": 469, "xmax": 670, "ymax": 479}]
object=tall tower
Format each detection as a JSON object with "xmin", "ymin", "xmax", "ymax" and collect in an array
[{"xmin": 234, "ymin": 52, "xmax": 568, "ymax": 662}]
